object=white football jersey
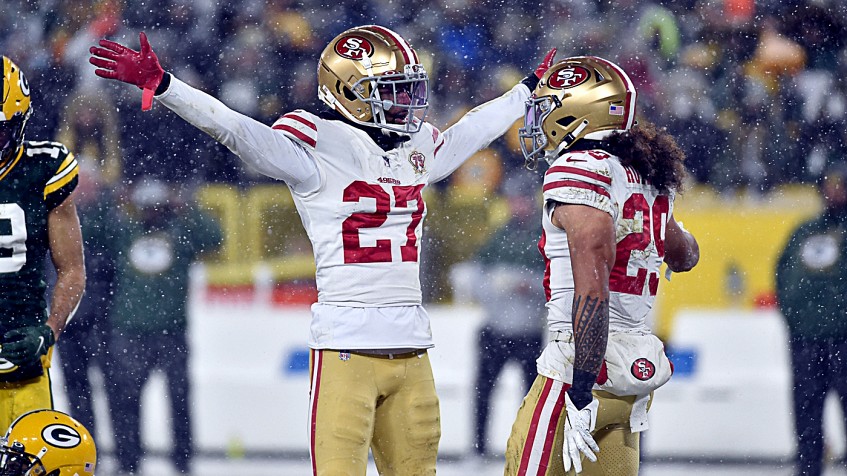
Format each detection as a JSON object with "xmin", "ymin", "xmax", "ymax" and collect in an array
[
  {"xmin": 157, "ymin": 76, "xmax": 529, "ymax": 349},
  {"xmin": 271, "ymin": 110, "xmax": 441, "ymax": 307},
  {"xmin": 540, "ymin": 148, "xmax": 674, "ymax": 333}
]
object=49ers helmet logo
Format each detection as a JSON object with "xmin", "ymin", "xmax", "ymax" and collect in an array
[
  {"xmin": 631, "ymin": 358, "xmax": 656, "ymax": 381},
  {"xmin": 548, "ymin": 66, "xmax": 590, "ymax": 89},
  {"xmin": 335, "ymin": 36, "xmax": 374, "ymax": 60}
]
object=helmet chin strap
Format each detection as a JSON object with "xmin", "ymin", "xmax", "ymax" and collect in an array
[{"xmin": 553, "ymin": 120, "xmax": 590, "ymax": 158}]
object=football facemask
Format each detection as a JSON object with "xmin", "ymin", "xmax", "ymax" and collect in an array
[
  {"xmin": 519, "ymin": 56, "xmax": 636, "ymax": 169},
  {"xmin": 318, "ymin": 25, "xmax": 429, "ymax": 134},
  {"xmin": 0, "ymin": 56, "xmax": 32, "ymax": 161}
]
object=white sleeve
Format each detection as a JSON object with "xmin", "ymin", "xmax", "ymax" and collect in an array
[
  {"xmin": 155, "ymin": 75, "xmax": 320, "ymax": 193},
  {"xmin": 428, "ymin": 83, "xmax": 530, "ymax": 183}
]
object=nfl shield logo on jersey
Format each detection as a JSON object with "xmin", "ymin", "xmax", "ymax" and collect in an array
[
  {"xmin": 409, "ymin": 151, "xmax": 426, "ymax": 174},
  {"xmin": 339, "ymin": 351, "xmax": 351, "ymax": 361}
]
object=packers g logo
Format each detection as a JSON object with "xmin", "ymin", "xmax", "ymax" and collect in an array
[
  {"xmin": 42, "ymin": 424, "xmax": 81, "ymax": 448},
  {"xmin": 0, "ymin": 355, "xmax": 18, "ymax": 374},
  {"xmin": 548, "ymin": 66, "xmax": 590, "ymax": 90},
  {"xmin": 630, "ymin": 358, "xmax": 656, "ymax": 381},
  {"xmin": 18, "ymin": 70, "xmax": 29, "ymax": 97},
  {"xmin": 335, "ymin": 36, "xmax": 374, "ymax": 60}
]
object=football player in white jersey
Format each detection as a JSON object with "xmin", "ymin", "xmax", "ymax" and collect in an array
[
  {"xmin": 89, "ymin": 27, "xmax": 557, "ymax": 475},
  {"xmin": 503, "ymin": 57, "xmax": 700, "ymax": 475}
]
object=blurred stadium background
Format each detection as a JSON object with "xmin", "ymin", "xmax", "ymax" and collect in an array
[{"xmin": 4, "ymin": 0, "xmax": 847, "ymax": 474}]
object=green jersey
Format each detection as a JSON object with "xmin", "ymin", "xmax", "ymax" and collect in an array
[{"xmin": 0, "ymin": 140, "xmax": 78, "ymax": 334}]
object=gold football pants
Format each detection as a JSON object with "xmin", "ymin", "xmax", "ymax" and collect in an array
[
  {"xmin": 504, "ymin": 375, "xmax": 648, "ymax": 476},
  {"xmin": 0, "ymin": 357, "xmax": 53, "ymax": 432},
  {"xmin": 309, "ymin": 349, "xmax": 440, "ymax": 476}
]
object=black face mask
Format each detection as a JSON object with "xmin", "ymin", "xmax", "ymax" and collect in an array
[{"xmin": 0, "ymin": 116, "xmax": 26, "ymax": 160}]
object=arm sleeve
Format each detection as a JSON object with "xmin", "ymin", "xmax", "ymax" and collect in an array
[
  {"xmin": 428, "ymin": 83, "xmax": 531, "ymax": 183},
  {"xmin": 155, "ymin": 75, "xmax": 320, "ymax": 193}
]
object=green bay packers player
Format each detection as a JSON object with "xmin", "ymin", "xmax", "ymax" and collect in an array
[
  {"xmin": 505, "ymin": 57, "xmax": 699, "ymax": 475},
  {"xmin": 0, "ymin": 409, "xmax": 96, "ymax": 475},
  {"xmin": 0, "ymin": 57, "xmax": 85, "ymax": 433},
  {"xmin": 90, "ymin": 28, "xmax": 555, "ymax": 475}
]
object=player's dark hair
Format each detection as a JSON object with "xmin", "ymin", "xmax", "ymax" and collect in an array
[{"xmin": 601, "ymin": 120, "xmax": 687, "ymax": 195}]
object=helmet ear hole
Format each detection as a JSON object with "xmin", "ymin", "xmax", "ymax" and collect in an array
[
  {"xmin": 556, "ymin": 116, "xmax": 576, "ymax": 127},
  {"xmin": 342, "ymin": 86, "xmax": 358, "ymax": 102}
]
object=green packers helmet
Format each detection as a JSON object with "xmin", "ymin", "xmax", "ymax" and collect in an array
[
  {"xmin": 0, "ymin": 56, "xmax": 32, "ymax": 161},
  {"xmin": 0, "ymin": 409, "xmax": 96, "ymax": 476}
]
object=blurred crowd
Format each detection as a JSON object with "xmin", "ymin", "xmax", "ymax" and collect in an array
[{"xmin": 1, "ymin": 0, "xmax": 846, "ymax": 194}]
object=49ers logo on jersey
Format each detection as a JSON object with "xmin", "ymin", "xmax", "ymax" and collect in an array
[
  {"xmin": 548, "ymin": 66, "xmax": 590, "ymax": 89},
  {"xmin": 335, "ymin": 36, "xmax": 374, "ymax": 60},
  {"xmin": 409, "ymin": 151, "xmax": 426, "ymax": 174},
  {"xmin": 631, "ymin": 358, "xmax": 656, "ymax": 381}
]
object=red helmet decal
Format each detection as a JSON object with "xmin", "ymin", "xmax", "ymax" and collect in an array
[
  {"xmin": 548, "ymin": 65, "xmax": 591, "ymax": 89},
  {"xmin": 630, "ymin": 358, "xmax": 656, "ymax": 381},
  {"xmin": 335, "ymin": 35, "xmax": 374, "ymax": 60}
]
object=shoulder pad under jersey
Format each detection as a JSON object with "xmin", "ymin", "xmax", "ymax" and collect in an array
[
  {"xmin": 272, "ymin": 110, "xmax": 318, "ymax": 149},
  {"xmin": 543, "ymin": 149, "xmax": 615, "ymax": 214}
]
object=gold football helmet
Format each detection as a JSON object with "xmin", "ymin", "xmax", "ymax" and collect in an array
[
  {"xmin": 519, "ymin": 56, "xmax": 636, "ymax": 169},
  {"xmin": 0, "ymin": 56, "xmax": 32, "ymax": 160},
  {"xmin": 0, "ymin": 410, "xmax": 96, "ymax": 476},
  {"xmin": 317, "ymin": 25, "xmax": 429, "ymax": 134}
]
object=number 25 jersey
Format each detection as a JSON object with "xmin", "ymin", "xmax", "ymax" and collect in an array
[{"xmin": 540, "ymin": 149, "xmax": 673, "ymax": 333}]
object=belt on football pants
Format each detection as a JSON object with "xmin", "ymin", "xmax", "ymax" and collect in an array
[{"xmin": 350, "ymin": 349, "xmax": 427, "ymax": 360}]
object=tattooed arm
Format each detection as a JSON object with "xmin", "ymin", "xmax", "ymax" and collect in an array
[{"xmin": 553, "ymin": 203, "xmax": 615, "ymax": 409}]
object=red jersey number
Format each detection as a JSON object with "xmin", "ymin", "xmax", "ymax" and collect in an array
[
  {"xmin": 341, "ymin": 181, "xmax": 424, "ymax": 264},
  {"xmin": 609, "ymin": 194, "xmax": 669, "ymax": 296}
]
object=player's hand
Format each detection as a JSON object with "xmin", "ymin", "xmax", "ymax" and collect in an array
[
  {"xmin": 89, "ymin": 32, "xmax": 164, "ymax": 111},
  {"xmin": 562, "ymin": 393, "xmax": 599, "ymax": 474},
  {"xmin": 1, "ymin": 325, "xmax": 55, "ymax": 366},
  {"xmin": 534, "ymin": 48, "xmax": 557, "ymax": 79}
]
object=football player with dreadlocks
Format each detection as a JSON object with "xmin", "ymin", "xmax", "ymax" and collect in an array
[
  {"xmin": 90, "ymin": 28, "xmax": 556, "ymax": 474},
  {"xmin": 504, "ymin": 56, "xmax": 700, "ymax": 475},
  {"xmin": 0, "ymin": 57, "xmax": 85, "ymax": 434}
]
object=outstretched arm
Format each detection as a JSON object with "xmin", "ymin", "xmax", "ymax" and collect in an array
[
  {"xmin": 430, "ymin": 48, "xmax": 557, "ymax": 182},
  {"xmin": 90, "ymin": 32, "xmax": 319, "ymax": 192}
]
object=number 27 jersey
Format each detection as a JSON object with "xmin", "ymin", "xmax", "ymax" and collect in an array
[
  {"xmin": 273, "ymin": 111, "xmax": 442, "ymax": 307},
  {"xmin": 540, "ymin": 149, "xmax": 673, "ymax": 332}
]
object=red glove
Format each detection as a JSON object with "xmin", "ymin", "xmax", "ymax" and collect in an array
[
  {"xmin": 89, "ymin": 32, "xmax": 164, "ymax": 111},
  {"xmin": 534, "ymin": 47, "xmax": 558, "ymax": 79}
]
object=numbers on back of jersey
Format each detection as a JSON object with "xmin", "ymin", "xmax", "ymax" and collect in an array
[
  {"xmin": 610, "ymin": 193, "xmax": 669, "ymax": 296},
  {"xmin": 0, "ymin": 203, "xmax": 27, "ymax": 273},
  {"xmin": 341, "ymin": 181, "xmax": 425, "ymax": 264}
]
